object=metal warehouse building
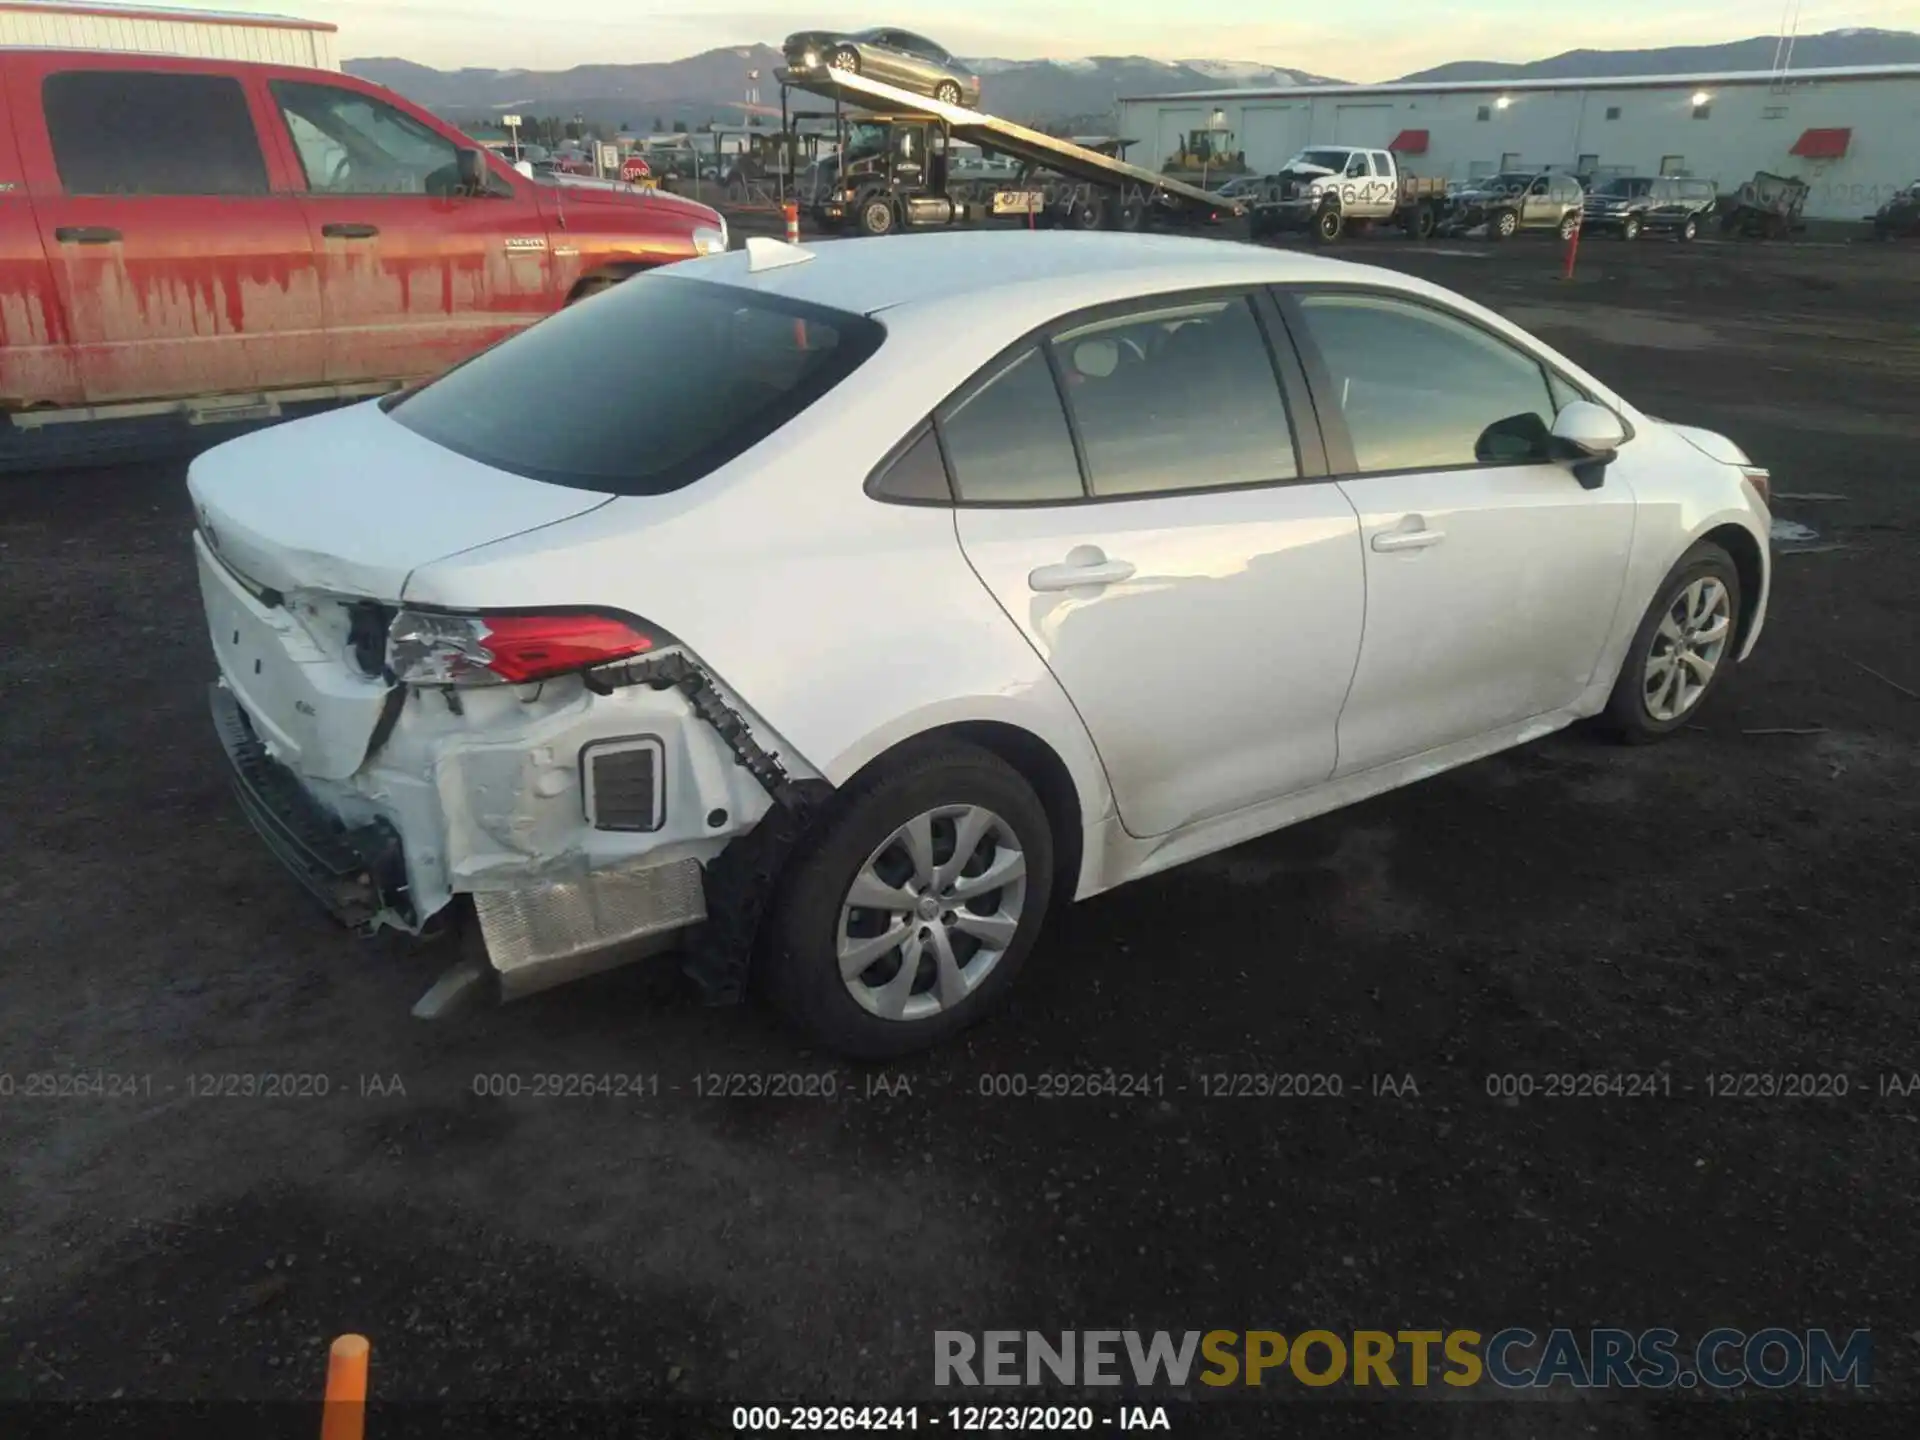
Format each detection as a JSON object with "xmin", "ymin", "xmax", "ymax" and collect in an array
[
  {"xmin": 1119, "ymin": 64, "xmax": 1920, "ymax": 221},
  {"xmin": 0, "ymin": 0, "xmax": 339, "ymax": 69}
]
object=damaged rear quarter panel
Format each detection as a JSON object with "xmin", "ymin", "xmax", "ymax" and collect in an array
[
  {"xmin": 315, "ymin": 665, "xmax": 795, "ymax": 924},
  {"xmin": 400, "ymin": 301, "xmax": 1116, "ymax": 887}
]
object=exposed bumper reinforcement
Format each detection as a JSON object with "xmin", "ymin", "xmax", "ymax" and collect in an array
[{"xmin": 209, "ymin": 683, "xmax": 413, "ymax": 931}]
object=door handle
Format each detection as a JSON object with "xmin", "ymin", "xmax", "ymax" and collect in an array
[
  {"xmin": 322, "ymin": 222, "xmax": 381, "ymax": 239},
  {"xmin": 54, "ymin": 226, "xmax": 120, "ymax": 245},
  {"xmin": 1028, "ymin": 552, "xmax": 1136, "ymax": 592},
  {"xmin": 1371, "ymin": 525, "xmax": 1446, "ymax": 553}
]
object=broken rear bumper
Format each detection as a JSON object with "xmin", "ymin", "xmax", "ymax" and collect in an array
[{"xmin": 210, "ymin": 683, "xmax": 413, "ymax": 931}]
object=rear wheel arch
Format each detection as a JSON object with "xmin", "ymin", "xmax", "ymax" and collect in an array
[{"xmin": 834, "ymin": 721, "xmax": 1089, "ymax": 911}]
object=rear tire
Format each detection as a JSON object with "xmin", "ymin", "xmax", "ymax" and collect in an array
[
  {"xmin": 934, "ymin": 81, "xmax": 962, "ymax": 106},
  {"xmin": 1600, "ymin": 542, "xmax": 1742, "ymax": 743},
  {"xmin": 1410, "ymin": 203, "xmax": 1437, "ymax": 240},
  {"xmin": 1068, "ymin": 196, "xmax": 1105, "ymax": 230},
  {"xmin": 760, "ymin": 742, "xmax": 1056, "ymax": 1059},
  {"xmin": 829, "ymin": 46, "xmax": 860, "ymax": 75}
]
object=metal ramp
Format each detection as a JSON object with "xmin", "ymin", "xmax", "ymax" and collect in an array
[{"xmin": 775, "ymin": 65, "xmax": 1242, "ymax": 217}]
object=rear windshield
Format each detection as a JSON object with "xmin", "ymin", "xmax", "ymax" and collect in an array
[{"xmin": 387, "ymin": 275, "xmax": 885, "ymax": 494}]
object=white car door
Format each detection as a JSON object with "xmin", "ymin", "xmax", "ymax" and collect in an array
[
  {"xmin": 949, "ymin": 291, "xmax": 1366, "ymax": 839},
  {"xmin": 1277, "ymin": 287, "xmax": 1637, "ymax": 777}
]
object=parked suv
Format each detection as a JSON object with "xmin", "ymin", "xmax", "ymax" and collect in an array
[
  {"xmin": 0, "ymin": 49, "xmax": 726, "ymax": 468},
  {"xmin": 1584, "ymin": 175, "xmax": 1718, "ymax": 241},
  {"xmin": 1442, "ymin": 170, "xmax": 1584, "ymax": 240}
]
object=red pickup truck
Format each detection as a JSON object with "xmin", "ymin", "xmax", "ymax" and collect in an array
[{"xmin": 0, "ymin": 48, "xmax": 727, "ymax": 463}]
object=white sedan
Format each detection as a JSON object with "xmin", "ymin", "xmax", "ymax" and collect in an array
[{"xmin": 189, "ymin": 231, "xmax": 1772, "ymax": 1057}]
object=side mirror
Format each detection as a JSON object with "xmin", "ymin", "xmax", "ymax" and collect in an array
[
  {"xmin": 456, "ymin": 147, "xmax": 488, "ymax": 195},
  {"xmin": 514, "ymin": 159, "xmax": 535, "ymax": 179},
  {"xmin": 1551, "ymin": 400, "xmax": 1628, "ymax": 488}
]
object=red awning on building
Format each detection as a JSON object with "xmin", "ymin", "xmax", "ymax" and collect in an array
[
  {"xmin": 1790, "ymin": 127, "xmax": 1851, "ymax": 159},
  {"xmin": 1388, "ymin": 129, "xmax": 1430, "ymax": 154}
]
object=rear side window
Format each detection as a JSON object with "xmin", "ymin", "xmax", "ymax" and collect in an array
[
  {"xmin": 389, "ymin": 276, "xmax": 885, "ymax": 494},
  {"xmin": 1050, "ymin": 296, "xmax": 1296, "ymax": 496},
  {"xmin": 43, "ymin": 70, "xmax": 268, "ymax": 196},
  {"xmin": 938, "ymin": 348, "xmax": 1082, "ymax": 503}
]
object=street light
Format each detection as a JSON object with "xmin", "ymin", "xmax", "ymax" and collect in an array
[
  {"xmin": 1691, "ymin": 90, "xmax": 1713, "ymax": 107},
  {"xmin": 1495, "ymin": 95, "xmax": 1513, "ymax": 109}
]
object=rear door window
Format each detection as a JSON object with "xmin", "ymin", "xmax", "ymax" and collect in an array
[
  {"xmin": 937, "ymin": 347, "xmax": 1082, "ymax": 503},
  {"xmin": 42, "ymin": 70, "xmax": 269, "ymax": 196},
  {"xmin": 388, "ymin": 276, "xmax": 885, "ymax": 494},
  {"xmin": 1049, "ymin": 295, "xmax": 1297, "ymax": 496}
]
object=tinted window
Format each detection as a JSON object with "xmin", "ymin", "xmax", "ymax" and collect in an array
[
  {"xmin": 274, "ymin": 81, "xmax": 464, "ymax": 196},
  {"xmin": 390, "ymin": 277, "xmax": 884, "ymax": 494},
  {"xmin": 1371, "ymin": 152, "xmax": 1393, "ymax": 176},
  {"xmin": 1599, "ymin": 178, "xmax": 1652, "ymax": 197},
  {"xmin": 42, "ymin": 71, "xmax": 268, "ymax": 197},
  {"xmin": 1295, "ymin": 292, "xmax": 1558, "ymax": 473},
  {"xmin": 870, "ymin": 425, "xmax": 952, "ymax": 502},
  {"xmin": 1051, "ymin": 296, "xmax": 1295, "ymax": 496},
  {"xmin": 938, "ymin": 348, "xmax": 1081, "ymax": 503},
  {"xmin": 1683, "ymin": 180, "xmax": 1716, "ymax": 202}
]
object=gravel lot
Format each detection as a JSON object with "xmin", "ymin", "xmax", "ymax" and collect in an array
[{"xmin": 3, "ymin": 229, "xmax": 1917, "ymax": 1432}]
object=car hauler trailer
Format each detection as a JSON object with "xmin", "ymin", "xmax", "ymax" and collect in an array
[{"xmin": 775, "ymin": 65, "xmax": 1242, "ymax": 235}]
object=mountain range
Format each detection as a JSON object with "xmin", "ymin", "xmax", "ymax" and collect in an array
[{"xmin": 344, "ymin": 29, "xmax": 1920, "ymax": 131}]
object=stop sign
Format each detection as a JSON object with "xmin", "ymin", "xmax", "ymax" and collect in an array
[{"xmin": 620, "ymin": 155, "xmax": 652, "ymax": 183}]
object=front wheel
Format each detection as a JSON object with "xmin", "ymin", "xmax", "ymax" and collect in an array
[
  {"xmin": 1622, "ymin": 214, "xmax": 1643, "ymax": 241},
  {"xmin": 1601, "ymin": 542, "xmax": 1742, "ymax": 743},
  {"xmin": 1680, "ymin": 216, "xmax": 1699, "ymax": 243},
  {"xmin": 858, "ymin": 195, "xmax": 895, "ymax": 236},
  {"xmin": 933, "ymin": 80, "xmax": 962, "ymax": 106},
  {"xmin": 1491, "ymin": 208, "xmax": 1519, "ymax": 240},
  {"xmin": 1314, "ymin": 204, "xmax": 1344, "ymax": 242},
  {"xmin": 760, "ymin": 742, "xmax": 1056, "ymax": 1059},
  {"xmin": 1558, "ymin": 212, "xmax": 1579, "ymax": 242},
  {"xmin": 829, "ymin": 46, "xmax": 860, "ymax": 75}
]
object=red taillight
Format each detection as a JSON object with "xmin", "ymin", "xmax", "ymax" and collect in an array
[
  {"xmin": 478, "ymin": 613, "xmax": 654, "ymax": 682},
  {"xmin": 385, "ymin": 608, "xmax": 656, "ymax": 686}
]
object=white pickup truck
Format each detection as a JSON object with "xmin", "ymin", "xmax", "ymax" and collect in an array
[{"xmin": 1247, "ymin": 145, "xmax": 1447, "ymax": 242}]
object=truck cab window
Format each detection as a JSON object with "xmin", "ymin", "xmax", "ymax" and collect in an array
[
  {"xmin": 1345, "ymin": 153, "xmax": 1369, "ymax": 178},
  {"xmin": 273, "ymin": 81, "xmax": 465, "ymax": 197},
  {"xmin": 42, "ymin": 70, "xmax": 269, "ymax": 197}
]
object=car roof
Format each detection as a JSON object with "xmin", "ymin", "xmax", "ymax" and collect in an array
[{"xmin": 671, "ymin": 231, "xmax": 1396, "ymax": 321}]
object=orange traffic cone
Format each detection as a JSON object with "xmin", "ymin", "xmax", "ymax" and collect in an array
[{"xmin": 321, "ymin": 1334, "xmax": 370, "ymax": 1440}]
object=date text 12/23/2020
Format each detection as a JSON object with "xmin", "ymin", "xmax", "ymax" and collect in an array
[{"xmin": 729, "ymin": 1406, "xmax": 1171, "ymax": 1432}]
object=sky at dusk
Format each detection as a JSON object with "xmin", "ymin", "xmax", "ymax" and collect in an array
[{"xmin": 223, "ymin": 0, "xmax": 1917, "ymax": 80}]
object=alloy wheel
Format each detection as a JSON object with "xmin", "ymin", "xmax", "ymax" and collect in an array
[
  {"xmin": 836, "ymin": 805, "xmax": 1027, "ymax": 1022},
  {"xmin": 1644, "ymin": 576, "xmax": 1732, "ymax": 722}
]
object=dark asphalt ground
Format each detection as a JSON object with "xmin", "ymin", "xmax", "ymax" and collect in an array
[{"xmin": 3, "ymin": 226, "xmax": 1918, "ymax": 1437}]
